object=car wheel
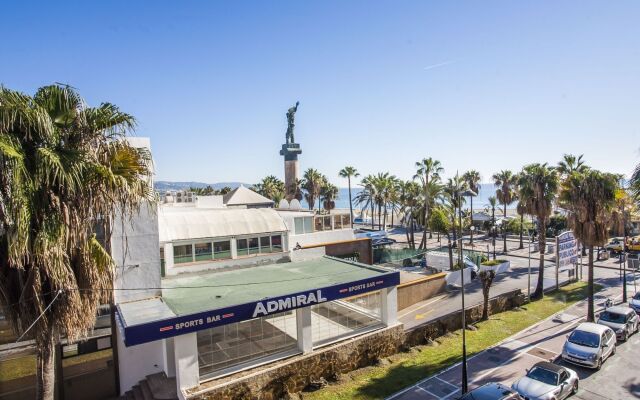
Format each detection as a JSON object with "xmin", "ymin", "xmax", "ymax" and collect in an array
[
  {"xmin": 596, "ymin": 357, "xmax": 602, "ymax": 370},
  {"xmin": 572, "ymin": 380, "xmax": 579, "ymax": 395},
  {"xmin": 623, "ymin": 331, "xmax": 629, "ymax": 342}
]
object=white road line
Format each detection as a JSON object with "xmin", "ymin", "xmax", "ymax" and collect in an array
[
  {"xmin": 398, "ymin": 294, "xmax": 448, "ymax": 318},
  {"xmin": 435, "ymin": 376, "xmax": 459, "ymax": 390},
  {"xmin": 417, "ymin": 386, "xmax": 442, "ymax": 399}
]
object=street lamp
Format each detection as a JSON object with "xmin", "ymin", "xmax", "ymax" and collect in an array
[{"xmin": 458, "ymin": 188, "xmax": 475, "ymax": 394}]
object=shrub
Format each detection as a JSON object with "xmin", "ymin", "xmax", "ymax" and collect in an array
[{"xmin": 481, "ymin": 259, "xmax": 508, "ymax": 266}]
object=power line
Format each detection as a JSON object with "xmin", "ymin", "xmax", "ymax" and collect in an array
[{"xmin": 15, "ymin": 290, "xmax": 63, "ymax": 343}]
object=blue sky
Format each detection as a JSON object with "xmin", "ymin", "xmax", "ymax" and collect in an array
[{"xmin": 2, "ymin": 1, "xmax": 639, "ymax": 186}]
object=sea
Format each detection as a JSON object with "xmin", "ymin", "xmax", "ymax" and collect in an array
[{"xmin": 299, "ymin": 183, "xmax": 511, "ymax": 211}]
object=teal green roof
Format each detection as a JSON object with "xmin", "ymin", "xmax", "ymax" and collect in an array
[{"xmin": 160, "ymin": 256, "xmax": 390, "ymax": 316}]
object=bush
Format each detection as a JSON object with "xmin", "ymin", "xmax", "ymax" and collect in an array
[{"xmin": 481, "ymin": 259, "xmax": 507, "ymax": 266}]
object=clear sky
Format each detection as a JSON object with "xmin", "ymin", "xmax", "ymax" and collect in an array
[{"xmin": 2, "ymin": 1, "xmax": 639, "ymax": 186}]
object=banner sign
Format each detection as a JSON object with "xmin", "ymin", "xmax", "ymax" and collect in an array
[
  {"xmin": 556, "ymin": 231, "xmax": 578, "ymax": 270},
  {"xmin": 119, "ymin": 271, "xmax": 400, "ymax": 347}
]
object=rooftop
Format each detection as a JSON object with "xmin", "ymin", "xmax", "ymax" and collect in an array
[{"xmin": 223, "ymin": 185, "xmax": 274, "ymax": 207}]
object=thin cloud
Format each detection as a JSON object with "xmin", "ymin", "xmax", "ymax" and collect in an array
[{"xmin": 423, "ymin": 60, "xmax": 456, "ymax": 71}]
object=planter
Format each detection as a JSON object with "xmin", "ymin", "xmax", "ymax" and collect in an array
[
  {"xmin": 445, "ymin": 268, "xmax": 472, "ymax": 287},
  {"xmin": 480, "ymin": 260, "xmax": 510, "ymax": 274}
]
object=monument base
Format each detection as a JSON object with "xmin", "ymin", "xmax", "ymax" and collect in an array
[{"xmin": 280, "ymin": 143, "xmax": 302, "ymax": 161}]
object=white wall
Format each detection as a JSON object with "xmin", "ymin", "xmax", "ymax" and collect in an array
[
  {"xmin": 112, "ymin": 202, "xmax": 162, "ymax": 303},
  {"xmin": 115, "ymin": 315, "xmax": 167, "ymax": 394},
  {"xmin": 195, "ymin": 195, "xmax": 224, "ymax": 209},
  {"xmin": 288, "ymin": 229, "xmax": 355, "ymax": 250}
]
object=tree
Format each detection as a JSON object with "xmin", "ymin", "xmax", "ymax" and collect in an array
[
  {"xmin": 399, "ymin": 181, "xmax": 422, "ymax": 248},
  {"xmin": 479, "ymin": 269, "xmax": 496, "ymax": 321},
  {"xmin": 493, "ymin": 170, "xmax": 517, "ymax": 253},
  {"xmin": 0, "ymin": 85, "xmax": 153, "ymax": 400},
  {"xmin": 339, "ymin": 166, "xmax": 359, "ymax": 228},
  {"xmin": 444, "ymin": 174, "xmax": 468, "ymax": 250},
  {"xmin": 557, "ymin": 154, "xmax": 588, "ymax": 178},
  {"xmin": 302, "ymin": 168, "xmax": 324, "ymax": 211},
  {"xmin": 518, "ymin": 163, "xmax": 559, "ymax": 299},
  {"xmin": 415, "ymin": 158, "xmax": 444, "ymax": 248},
  {"xmin": 559, "ymin": 170, "xmax": 617, "ymax": 322},
  {"xmin": 321, "ymin": 182, "xmax": 339, "ymax": 213},
  {"xmin": 462, "ymin": 170, "xmax": 481, "ymax": 244},
  {"xmin": 487, "ymin": 196, "xmax": 498, "ymax": 259},
  {"xmin": 252, "ymin": 175, "xmax": 286, "ymax": 203},
  {"xmin": 355, "ymin": 175, "xmax": 376, "ymax": 229},
  {"xmin": 218, "ymin": 186, "xmax": 233, "ymax": 195},
  {"xmin": 429, "ymin": 206, "xmax": 454, "ymax": 269}
]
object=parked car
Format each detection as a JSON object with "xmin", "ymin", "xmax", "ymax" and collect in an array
[
  {"xmin": 627, "ymin": 236, "xmax": 640, "ymax": 252},
  {"xmin": 596, "ymin": 305, "xmax": 639, "ymax": 341},
  {"xmin": 512, "ymin": 362, "xmax": 578, "ymax": 400},
  {"xmin": 604, "ymin": 237, "xmax": 624, "ymax": 254},
  {"xmin": 630, "ymin": 292, "xmax": 640, "ymax": 314},
  {"xmin": 459, "ymin": 382, "xmax": 523, "ymax": 399},
  {"xmin": 561, "ymin": 322, "xmax": 616, "ymax": 370}
]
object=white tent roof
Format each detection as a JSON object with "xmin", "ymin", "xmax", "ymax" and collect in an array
[
  {"xmin": 223, "ymin": 185, "xmax": 274, "ymax": 206},
  {"xmin": 158, "ymin": 207, "xmax": 287, "ymax": 243}
]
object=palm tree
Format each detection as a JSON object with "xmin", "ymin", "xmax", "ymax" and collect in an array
[
  {"xmin": 302, "ymin": 168, "xmax": 324, "ymax": 211},
  {"xmin": 444, "ymin": 174, "xmax": 468, "ymax": 250},
  {"xmin": 557, "ymin": 154, "xmax": 588, "ymax": 178},
  {"xmin": 321, "ymin": 182, "xmax": 339, "ymax": 213},
  {"xmin": 462, "ymin": 170, "xmax": 481, "ymax": 244},
  {"xmin": 0, "ymin": 85, "xmax": 153, "ymax": 400},
  {"xmin": 493, "ymin": 170, "xmax": 517, "ymax": 253},
  {"xmin": 252, "ymin": 175, "xmax": 286, "ymax": 203},
  {"xmin": 415, "ymin": 158, "xmax": 444, "ymax": 249},
  {"xmin": 429, "ymin": 205, "xmax": 454, "ymax": 268},
  {"xmin": 479, "ymin": 269, "xmax": 497, "ymax": 321},
  {"xmin": 399, "ymin": 180, "xmax": 422, "ymax": 248},
  {"xmin": 339, "ymin": 166, "xmax": 359, "ymax": 228},
  {"xmin": 518, "ymin": 163, "xmax": 559, "ymax": 299},
  {"xmin": 355, "ymin": 175, "xmax": 376, "ymax": 229},
  {"xmin": 487, "ymin": 196, "xmax": 498, "ymax": 259},
  {"xmin": 559, "ymin": 170, "xmax": 618, "ymax": 322}
]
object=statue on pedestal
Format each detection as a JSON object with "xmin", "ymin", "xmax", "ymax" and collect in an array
[{"xmin": 285, "ymin": 101, "xmax": 299, "ymax": 144}]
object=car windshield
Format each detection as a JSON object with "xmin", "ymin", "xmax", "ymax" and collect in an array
[
  {"xmin": 568, "ymin": 330, "xmax": 600, "ymax": 348},
  {"xmin": 527, "ymin": 367, "xmax": 559, "ymax": 386},
  {"xmin": 600, "ymin": 311, "xmax": 626, "ymax": 324},
  {"xmin": 634, "ymin": 292, "xmax": 640, "ymax": 301}
]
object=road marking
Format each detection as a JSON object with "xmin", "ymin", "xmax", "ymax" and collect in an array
[
  {"xmin": 398, "ymin": 294, "xmax": 448, "ymax": 318},
  {"xmin": 435, "ymin": 376, "xmax": 459, "ymax": 390},
  {"xmin": 414, "ymin": 310, "xmax": 434, "ymax": 320}
]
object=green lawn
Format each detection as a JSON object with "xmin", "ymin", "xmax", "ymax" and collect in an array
[
  {"xmin": 0, "ymin": 349, "xmax": 112, "ymax": 382},
  {"xmin": 304, "ymin": 282, "xmax": 600, "ymax": 400}
]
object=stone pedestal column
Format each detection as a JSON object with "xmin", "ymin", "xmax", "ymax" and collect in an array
[{"xmin": 280, "ymin": 143, "xmax": 302, "ymax": 201}]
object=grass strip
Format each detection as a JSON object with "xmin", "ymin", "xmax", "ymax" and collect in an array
[{"xmin": 304, "ymin": 281, "xmax": 599, "ymax": 400}]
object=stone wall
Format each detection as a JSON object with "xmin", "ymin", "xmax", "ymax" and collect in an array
[
  {"xmin": 397, "ymin": 273, "xmax": 446, "ymax": 310},
  {"xmin": 187, "ymin": 325, "xmax": 404, "ymax": 400},
  {"xmin": 186, "ymin": 289, "xmax": 525, "ymax": 400}
]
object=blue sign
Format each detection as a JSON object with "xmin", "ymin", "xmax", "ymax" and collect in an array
[{"xmin": 119, "ymin": 271, "xmax": 400, "ymax": 346}]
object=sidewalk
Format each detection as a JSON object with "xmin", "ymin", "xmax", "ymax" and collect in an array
[{"xmin": 388, "ymin": 280, "xmax": 624, "ymax": 400}]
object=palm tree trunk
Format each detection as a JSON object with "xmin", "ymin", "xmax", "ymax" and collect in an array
[
  {"xmin": 36, "ymin": 331, "xmax": 56, "ymax": 400},
  {"xmin": 378, "ymin": 203, "xmax": 382, "ymax": 230},
  {"xmin": 519, "ymin": 213, "xmax": 524, "ymax": 249},
  {"xmin": 482, "ymin": 289, "xmax": 489, "ymax": 321},
  {"xmin": 370, "ymin": 203, "xmax": 374, "ymax": 229},
  {"xmin": 447, "ymin": 234, "xmax": 454, "ymax": 269},
  {"xmin": 318, "ymin": 195, "xmax": 321, "ymax": 212},
  {"xmin": 420, "ymin": 177, "xmax": 429, "ymax": 249},
  {"xmin": 348, "ymin": 178, "xmax": 354, "ymax": 228},
  {"xmin": 503, "ymin": 204, "xmax": 508, "ymax": 253},
  {"xmin": 470, "ymin": 197, "xmax": 474, "ymax": 244},
  {"xmin": 409, "ymin": 216, "xmax": 415, "ymax": 249},
  {"xmin": 383, "ymin": 206, "xmax": 387, "ymax": 230},
  {"xmin": 532, "ymin": 218, "xmax": 546, "ymax": 299},
  {"xmin": 587, "ymin": 245, "xmax": 595, "ymax": 322}
]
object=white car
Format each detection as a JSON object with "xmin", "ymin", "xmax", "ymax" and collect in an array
[
  {"xmin": 512, "ymin": 362, "xmax": 579, "ymax": 400},
  {"xmin": 561, "ymin": 322, "xmax": 616, "ymax": 370},
  {"xmin": 597, "ymin": 305, "xmax": 639, "ymax": 341},
  {"xmin": 630, "ymin": 292, "xmax": 640, "ymax": 314}
]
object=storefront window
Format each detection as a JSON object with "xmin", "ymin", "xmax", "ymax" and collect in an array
[
  {"xmin": 342, "ymin": 214, "xmax": 351, "ymax": 227},
  {"xmin": 248, "ymin": 237, "xmax": 260, "ymax": 255},
  {"xmin": 260, "ymin": 236, "xmax": 271, "ymax": 253},
  {"xmin": 237, "ymin": 239, "xmax": 248, "ymax": 257},
  {"xmin": 294, "ymin": 218, "xmax": 304, "ymax": 234},
  {"xmin": 333, "ymin": 215, "xmax": 342, "ymax": 229},
  {"xmin": 174, "ymin": 244, "xmax": 193, "ymax": 264},
  {"xmin": 303, "ymin": 217, "xmax": 313, "ymax": 233},
  {"xmin": 323, "ymin": 216, "xmax": 332, "ymax": 231},
  {"xmin": 213, "ymin": 241, "xmax": 231, "ymax": 260},
  {"xmin": 271, "ymin": 235, "xmax": 282, "ymax": 252},
  {"xmin": 194, "ymin": 242, "xmax": 213, "ymax": 262},
  {"xmin": 314, "ymin": 217, "xmax": 323, "ymax": 232}
]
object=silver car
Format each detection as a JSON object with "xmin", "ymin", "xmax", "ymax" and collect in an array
[
  {"xmin": 597, "ymin": 305, "xmax": 639, "ymax": 341},
  {"xmin": 512, "ymin": 362, "xmax": 578, "ymax": 400},
  {"xmin": 561, "ymin": 322, "xmax": 616, "ymax": 370},
  {"xmin": 630, "ymin": 292, "xmax": 640, "ymax": 314}
]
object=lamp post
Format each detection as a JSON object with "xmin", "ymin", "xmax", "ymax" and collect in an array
[
  {"xmin": 528, "ymin": 227, "xmax": 532, "ymax": 300},
  {"xmin": 458, "ymin": 188, "xmax": 475, "ymax": 395},
  {"xmin": 622, "ymin": 201, "xmax": 628, "ymax": 303}
]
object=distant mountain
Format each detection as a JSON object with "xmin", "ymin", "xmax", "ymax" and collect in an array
[{"xmin": 154, "ymin": 181, "xmax": 249, "ymax": 191}]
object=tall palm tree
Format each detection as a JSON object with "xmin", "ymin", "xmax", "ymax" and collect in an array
[
  {"xmin": 415, "ymin": 158, "xmax": 444, "ymax": 249},
  {"xmin": 429, "ymin": 205, "xmax": 454, "ymax": 268},
  {"xmin": 302, "ymin": 168, "xmax": 324, "ymax": 211},
  {"xmin": 399, "ymin": 180, "xmax": 422, "ymax": 248},
  {"xmin": 252, "ymin": 175, "xmax": 286, "ymax": 203},
  {"xmin": 0, "ymin": 85, "xmax": 153, "ymax": 400},
  {"xmin": 339, "ymin": 166, "xmax": 359, "ymax": 228},
  {"xmin": 321, "ymin": 182, "xmax": 339, "ymax": 212},
  {"xmin": 557, "ymin": 154, "xmax": 588, "ymax": 178},
  {"xmin": 518, "ymin": 163, "xmax": 559, "ymax": 299},
  {"xmin": 487, "ymin": 196, "xmax": 498, "ymax": 259},
  {"xmin": 355, "ymin": 175, "xmax": 376, "ymax": 229},
  {"xmin": 559, "ymin": 170, "xmax": 618, "ymax": 322},
  {"xmin": 462, "ymin": 170, "xmax": 481, "ymax": 244},
  {"xmin": 444, "ymin": 174, "xmax": 468, "ymax": 249},
  {"xmin": 493, "ymin": 170, "xmax": 517, "ymax": 253}
]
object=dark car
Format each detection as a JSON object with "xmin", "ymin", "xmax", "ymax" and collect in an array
[{"xmin": 459, "ymin": 382, "xmax": 524, "ymax": 400}]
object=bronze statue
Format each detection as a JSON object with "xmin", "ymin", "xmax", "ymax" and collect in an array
[{"xmin": 285, "ymin": 101, "xmax": 299, "ymax": 144}]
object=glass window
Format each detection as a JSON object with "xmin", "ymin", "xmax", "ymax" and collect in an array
[
  {"xmin": 294, "ymin": 218, "xmax": 304, "ymax": 234},
  {"xmin": 174, "ymin": 244, "xmax": 193, "ymax": 264},
  {"xmin": 213, "ymin": 241, "xmax": 231, "ymax": 260},
  {"xmin": 323, "ymin": 216, "xmax": 332, "ymax": 231},
  {"xmin": 333, "ymin": 215, "xmax": 343, "ymax": 230},
  {"xmin": 342, "ymin": 214, "xmax": 351, "ymax": 227},
  {"xmin": 303, "ymin": 217, "xmax": 313, "ymax": 233},
  {"xmin": 194, "ymin": 242, "xmax": 213, "ymax": 262},
  {"xmin": 260, "ymin": 236, "xmax": 271, "ymax": 253},
  {"xmin": 237, "ymin": 239, "xmax": 248, "ymax": 257},
  {"xmin": 248, "ymin": 237, "xmax": 260, "ymax": 255},
  {"xmin": 271, "ymin": 235, "xmax": 282, "ymax": 252},
  {"xmin": 314, "ymin": 217, "xmax": 323, "ymax": 232},
  {"xmin": 197, "ymin": 311, "xmax": 298, "ymax": 380}
]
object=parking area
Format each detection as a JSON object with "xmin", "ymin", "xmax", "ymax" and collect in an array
[{"xmin": 388, "ymin": 275, "xmax": 640, "ymax": 400}]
